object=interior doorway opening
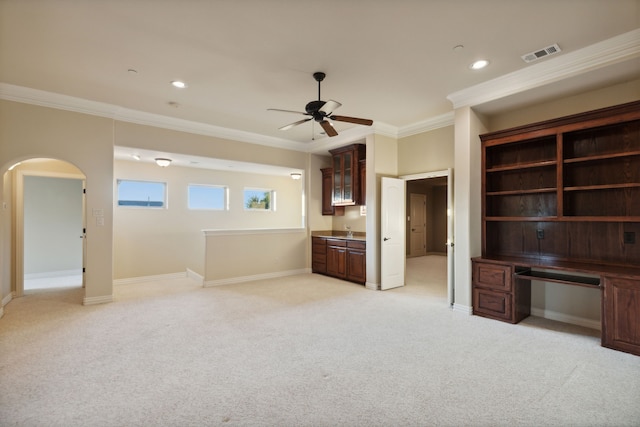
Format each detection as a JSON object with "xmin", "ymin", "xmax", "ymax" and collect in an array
[
  {"xmin": 401, "ymin": 169, "xmax": 453, "ymax": 305},
  {"xmin": 9, "ymin": 158, "xmax": 86, "ymax": 297}
]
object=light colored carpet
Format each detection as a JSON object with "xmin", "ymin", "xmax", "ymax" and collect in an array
[{"xmin": 1, "ymin": 256, "xmax": 639, "ymax": 426}]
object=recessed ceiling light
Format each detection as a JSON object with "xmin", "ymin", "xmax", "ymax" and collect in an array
[
  {"xmin": 171, "ymin": 80, "xmax": 187, "ymax": 89},
  {"xmin": 470, "ymin": 59, "xmax": 489, "ymax": 70}
]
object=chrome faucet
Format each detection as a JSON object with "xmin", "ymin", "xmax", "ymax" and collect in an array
[{"xmin": 345, "ymin": 225, "xmax": 353, "ymax": 238}]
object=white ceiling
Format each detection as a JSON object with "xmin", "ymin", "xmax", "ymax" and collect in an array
[{"xmin": 1, "ymin": 0, "xmax": 639, "ymax": 157}]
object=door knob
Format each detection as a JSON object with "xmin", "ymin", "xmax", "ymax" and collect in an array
[{"xmin": 383, "ymin": 237, "xmax": 390, "ymax": 241}]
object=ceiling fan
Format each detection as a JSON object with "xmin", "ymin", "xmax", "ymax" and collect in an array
[{"xmin": 268, "ymin": 72, "xmax": 373, "ymax": 137}]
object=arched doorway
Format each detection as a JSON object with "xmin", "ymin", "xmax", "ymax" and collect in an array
[{"xmin": 4, "ymin": 158, "xmax": 86, "ymax": 300}]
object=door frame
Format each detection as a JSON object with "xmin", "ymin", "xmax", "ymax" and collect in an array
[
  {"xmin": 15, "ymin": 168, "xmax": 86, "ymax": 297},
  {"xmin": 399, "ymin": 168, "xmax": 454, "ymax": 306}
]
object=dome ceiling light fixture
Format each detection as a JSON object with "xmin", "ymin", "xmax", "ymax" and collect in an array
[
  {"xmin": 155, "ymin": 158, "xmax": 172, "ymax": 167},
  {"xmin": 290, "ymin": 172, "xmax": 302, "ymax": 180}
]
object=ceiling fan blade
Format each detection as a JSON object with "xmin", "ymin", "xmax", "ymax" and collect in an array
[
  {"xmin": 319, "ymin": 99, "xmax": 342, "ymax": 115},
  {"xmin": 329, "ymin": 115, "xmax": 373, "ymax": 126},
  {"xmin": 279, "ymin": 118, "xmax": 312, "ymax": 131},
  {"xmin": 267, "ymin": 108, "xmax": 309, "ymax": 115},
  {"xmin": 320, "ymin": 120, "xmax": 338, "ymax": 137}
]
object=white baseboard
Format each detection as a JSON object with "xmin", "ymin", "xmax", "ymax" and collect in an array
[
  {"xmin": 531, "ymin": 307, "xmax": 601, "ymax": 331},
  {"xmin": 365, "ymin": 281, "xmax": 379, "ymax": 291},
  {"xmin": 452, "ymin": 303, "xmax": 473, "ymax": 315},
  {"xmin": 2, "ymin": 292, "xmax": 12, "ymax": 307},
  {"xmin": 25, "ymin": 269, "xmax": 82, "ymax": 280},
  {"xmin": 204, "ymin": 268, "xmax": 309, "ymax": 287},
  {"xmin": 113, "ymin": 271, "xmax": 187, "ymax": 286},
  {"xmin": 83, "ymin": 294, "xmax": 113, "ymax": 306},
  {"xmin": 186, "ymin": 268, "xmax": 204, "ymax": 285}
]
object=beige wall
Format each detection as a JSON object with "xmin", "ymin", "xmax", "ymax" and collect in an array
[
  {"xmin": 0, "ymin": 100, "xmax": 114, "ymax": 305},
  {"xmin": 114, "ymin": 159, "xmax": 305, "ymax": 279},
  {"xmin": 398, "ymin": 126, "xmax": 454, "ymax": 175}
]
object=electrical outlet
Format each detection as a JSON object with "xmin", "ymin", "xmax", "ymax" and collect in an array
[
  {"xmin": 624, "ymin": 232, "xmax": 636, "ymax": 244},
  {"xmin": 536, "ymin": 229, "xmax": 544, "ymax": 239}
]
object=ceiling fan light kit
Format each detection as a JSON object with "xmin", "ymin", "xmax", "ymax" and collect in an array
[{"xmin": 268, "ymin": 71, "xmax": 373, "ymax": 138}]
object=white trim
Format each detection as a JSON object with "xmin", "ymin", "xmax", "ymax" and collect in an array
[
  {"xmin": 530, "ymin": 308, "xmax": 601, "ymax": 331},
  {"xmin": 452, "ymin": 303, "xmax": 473, "ymax": 315},
  {"xmin": 25, "ymin": 269, "xmax": 82, "ymax": 280},
  {"xmin": 397, "ymin": 112, "xmax": 455, "ymax": 138},
  {"xmin": 83, "ymin": 295, "xmax": 113, "ymax": 305},
  {"xmin": 365, "ymin": 281, "xmax": 380, "ymax": 291},
  {"xmin": 202, "ymin": 227, "xmax": 305, "ymax": 237},
  {"xmin": 113, "ymin": 271, "xmax": 187, "ymax": 286},
  {"xmin": 2, "ymin": 292, "xmax": 12, "ymax": 307},
  {"xmin": 447, "ymin": 28, "xmax": 640, "ymax": 109},
  {"xmin": 187, "ymin": 268, "xmax": 204, "ymax": 285},
  {"xmin": 204, "ymin": 268, "xmax": 309, "ymax": 287}
]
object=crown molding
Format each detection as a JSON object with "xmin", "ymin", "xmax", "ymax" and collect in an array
[
  {"xmin": 0, "ymin": 83, "xmax": 309, "ymax": 151},
  {"xmin": 447, "ymin": 28, "xmax": 640, "ymax": 109},
  {"xmin": 398, "ymin": 112, "xmax": 455, "ymax": 138}
]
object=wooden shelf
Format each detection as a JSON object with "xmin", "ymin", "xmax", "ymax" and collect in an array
[
  {"xmin": 564, "ymin": 183, "xmax": 640, "ymax": 192},
  {"xmin": 486, "ymin": 188, "xmax": 556, "ymax": 196},
  {"xmin": 486, "ymin": 160, "xmax": 556, "ymax": 173},
  {"xmin": 564, "ymin": 150, "xmax": 640, "ymax": 164}
]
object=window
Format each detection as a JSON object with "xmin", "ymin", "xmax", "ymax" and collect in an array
[
  {"xmin": 188, "ymin": 184, "xmax": 227, "ymax": 210},
  {"xmin": 117, "ymin": 180, "xmax": 166, "ymax": 208},
  {"xmin": 244, "ymin": 188, "xmax": 275, "ymax": 211}
]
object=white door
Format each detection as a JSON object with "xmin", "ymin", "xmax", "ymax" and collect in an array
[
  {"xmin": 409, "ymin": 193, "xmax": 427, "ymax": 257},
  {"xmin": 381, "ymin": 177, "xmax": 406, "ymax": 290},
  {"xmin": 446, "ymin": 168, "xmax": 455, "ymax": 306}
]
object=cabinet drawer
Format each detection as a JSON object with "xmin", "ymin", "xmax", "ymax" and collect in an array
[
  {"xmin": 473, "ymin": 262, "xmax": 512, "ymax": 291},
  {"xmin": 347, "ymin": 240, "xmax": 366, "ymax": 250},
  {"xmin": 326, "ymin": 239, "xmax": 347, "ymax": 247},
  {"xmin": 312, "ymin": 243, "xmax": 326, "ymax": 255},
  {"xmin": 473, "ymin": 288, "xmax": 512, "ymax": 322}
]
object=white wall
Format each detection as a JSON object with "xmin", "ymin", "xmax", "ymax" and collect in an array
[{"xmin": 24, "ymin": 175, "xmax": 83, "ymax": 275}]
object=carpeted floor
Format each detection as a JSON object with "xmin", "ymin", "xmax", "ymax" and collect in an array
[{"xmin": 1, "ymin": 255, "xmax": 639, "ymax": 426}]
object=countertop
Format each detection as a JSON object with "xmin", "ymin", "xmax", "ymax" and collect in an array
[{"xmin": 311, "ymin": 230, "xmax": 366, "ymax": 241}]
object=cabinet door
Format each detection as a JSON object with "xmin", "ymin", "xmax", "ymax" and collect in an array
[
  {"xmin": 321, "ymin": 168, "xmax": 344, "ymax": 216},
  {"xmin": 332, "ymin": 155, "xmax": 343, "ymax": 204},
  {"xmin": 346, "ymin": 249, "xmax": 366, "ymax": 283},
  {"xmin": 327, "ymin": 244, "xmax": 347, "ymax": 279},
  {"xmin": 602, "ymin": 276, "xmax": 640, "ymax": 356}
]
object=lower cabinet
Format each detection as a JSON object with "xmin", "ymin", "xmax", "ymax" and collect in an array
[
  {"xmin": 326, "ymin": 239, "xmax": 347, "ymax": 279},
  {"xmin": 346, "ymin": 241, "xmax": 366, "ymax": 283},
  {"xmin": 472, "ymin": 259, "xmax": 530, "ymax": 324},
  {"xmin": 602, "ymin": 276, "xmax": 640, "ymax": 356},
  {"xmin": 312, "ymin": 236, "xmax": 366, "ymax": 284}
]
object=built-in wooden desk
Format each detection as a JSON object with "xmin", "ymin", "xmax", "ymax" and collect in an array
[{"xmin": 472, "ymin": 257, "xmax": 640, "ymax": 357}]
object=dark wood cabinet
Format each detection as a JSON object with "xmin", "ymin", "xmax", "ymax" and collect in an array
[
  {"xmin": 329, "ymin": 144, "xmax": 366, "ymax": 206},
  {"xmin": 312, "ymin": 236, "xmax": 366, "ymax": 284},
  {"xmin": 346, "ymin": 240, "xmax": 366, "ymax": 284},
  {"xmin": 472, "ymin": 259, "xmax": 530, "ymax": 323},
  {"xmin": 475, "ymin": 100, "xmax": 640, "ymax": 356},
  {"xmin": 326, "ymin": 239, "xmax": 347, "ymax": 279},
  {"xmin": 312, "ymin": 236, "xmax": 327, "ymax": 274},
  {"xmin": 320, "ymin": 168, "xmax": 344, "ymax": 216},
  {"xmin": 602, "ymin": 276, "xmax": 640, "ymax": 356}
]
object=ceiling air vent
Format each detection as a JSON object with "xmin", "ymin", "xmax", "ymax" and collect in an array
[{"xmin": 521, "ymin": 43, "xmax": 561, "ymax": 63}]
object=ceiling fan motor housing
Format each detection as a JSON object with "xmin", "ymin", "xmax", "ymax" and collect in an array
[{"xmin": 305, "ymin": 100, "xmax": 327, "ymax": 121}]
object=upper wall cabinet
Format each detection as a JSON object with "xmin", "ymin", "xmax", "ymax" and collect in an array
[{"xmin": 329, "ymin": 143, "xmax": 366, "ymax": 206}]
